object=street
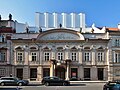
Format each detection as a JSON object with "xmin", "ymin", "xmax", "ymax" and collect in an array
[{"xmin": 0, "ymin": 83, "xmax": 105, "ymax": 90}]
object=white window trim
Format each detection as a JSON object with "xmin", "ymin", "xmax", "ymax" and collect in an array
[
  {"xmin": 97, "ymin": 52, "xmax": 104, "ymax": 62},
  {"xmin": 57, "ymin": 52, "xmax": 63, "ymax": 60},
  {"xmin": 44, "ymin": 52, "xmax": 50, "ymax": 61},
  {"xmin": 31, "ymin": 52, "xmax": 37, "ymax": 61},
  {"xmin": 84, "ymin": 52, "xmax": 91, "ymax": 62},
  {"xmin": 71, "ymin": 52, "xmax": 77, "ymax": 61},
  {"xmin": 17, "ymin": 52, "xmax": 23, "ymax": 62},
  {"xmin": 115, "ymin": 52, "xmax": 120, "ymax": 63}
]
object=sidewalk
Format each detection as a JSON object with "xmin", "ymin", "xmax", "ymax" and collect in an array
[{"xmin": 29, "ymin": 80, "xmax": 107, "ymax": 85}]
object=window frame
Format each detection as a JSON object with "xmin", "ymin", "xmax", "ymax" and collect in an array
[
  {"xmin": 31, "ymin": 52, "xmax": 37, "ymax": 61},
  {"xmin": 97, "ymin": 52, "xmax": 104, "ymax": 62},
  {"xmin": 57, "ymin": 52, "xmax": 63, "ymax": 60},
  {"xmin": 44, "ymin": 52, "xmax": 50, "ymax": 61},
  {"xmin": 17, "ymin": 52, "xmax": 23, "ymax": 62},
  {"xmin": 71, "ymin": 52, "xmax": 77, "ymax": 61},
  {"xmin": 84, "ymin": 52, "xmax": 91, "ymax": 62}
]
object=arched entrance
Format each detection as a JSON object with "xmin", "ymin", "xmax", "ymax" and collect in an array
[{"xmin": 55, "ymin": 66, "xmax": 65, "ymax": 79}]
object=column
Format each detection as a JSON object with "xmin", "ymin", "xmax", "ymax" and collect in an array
[
  {"xmin": 37, "ymin": 66, "xmax": 42, "ymax": 81},
  {"xmin": 66, "ymin": 62, "xmax": 70, "ymax": 80},
  {"xmin": 91, "ymin": 66, "xmax": 97, "ymax": 80},
  {"xmin": 50, "ymin": 61, "xmax": 54, "ymax": 77},
  {"xmin": 92, "ymin": 47, "xmax": 96, "ymax": 65},
  {"xmin": 79, "ymin": 50, "xmax": 82, "ymax": 64},
  {"xmin": 39, "ymin": 46, "xmax": 42, "ymax": 65},
  {"xmin": 78, "ymin": 66, "xmax": 84, "ymax": 80},
  {"xmin": 23, "ymin": 66, "xmax": 29, "ymax": 80}
]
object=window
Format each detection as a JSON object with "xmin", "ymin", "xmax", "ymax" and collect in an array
[
  {"xmin": 0, "ymin": 35, "xmax": 5, "ymax": 42},
  {"xmin": 17, "ymin": 52, "xmax": 23, "ymax": 61},
  {"xmin": 58, "ymin": 52, "xmax": 63, "ymax": 60},
  {"xmin": 115, "ymin": 69, "xmax": 120, "ymax": 76},
  {"xmin": 0, "ymin": 68, "xmax": 5, "ymax": 77},
  {"xmin": 84, "ymin": 52, "xmax": 90, "ymax": 61},
  {"xmin": 115, "ymin": 53, "xmax": 120, "ymax": 63},
  {"xmin": 115, "ymin": 39, "xmax": 119, "ymax": 46},
  {"xmin": 31, "ymin": 52, "xmax": 37, "ymax": 61},
  {"xmin": 0, "ymin": 52, "xmax": 6, "ymax": 61},
  {"xmin": 71, "ymin": 52, "xmax": 77, "ymax": 61},
  {"xmin": 44, "ymin": 52, "xmax": 50, "ymax": 61},
  {"xmin": 97, "ymin": 52, "xmax": 104, "ymax": 62},
  {"xmin": 84, "ymin": 68, "xmax": 90, "ymax": 80}
]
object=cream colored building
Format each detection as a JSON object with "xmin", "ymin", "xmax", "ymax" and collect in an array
[
  {"xmin": 1, "ymin": 13, "xmax": 120, "ymax": 81},
  {"xmin": 10, "ymin": 28, "xmax": 110, "ymax": 81}
]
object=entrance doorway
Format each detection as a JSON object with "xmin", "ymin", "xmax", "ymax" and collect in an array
[
  {"xmin": 16, "ymin": 68, "xmax": 23, "ymax": 79},
  {"xmin": 55, "ymin": 66, "xmax": 65, "ymax": 79},
  {"xmin": 97, "ymin": 68, "xmax": 104, "ymax": 80}
]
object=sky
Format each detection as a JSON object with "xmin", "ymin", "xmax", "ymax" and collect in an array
[{"xmin": 0, "ymin": 0, "xmax": 120, "ymax": 27}]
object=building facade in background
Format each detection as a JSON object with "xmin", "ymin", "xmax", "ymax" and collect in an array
[{"xmin": 0, "ymin": 13, "xmax": 119, "ymax": 81}]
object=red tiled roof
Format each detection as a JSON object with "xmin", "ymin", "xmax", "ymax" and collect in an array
[{"xmin": 106, "ymin": 27, "xmax": 119, "ymax": 31}]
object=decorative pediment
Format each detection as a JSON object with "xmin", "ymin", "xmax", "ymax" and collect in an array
[
  {"xmin": 30, "ymin": 47, "xmax": 37, "ymax": 50},
  {"xmin": 71, "ymin": 46, "xmax": 77, "ymax": 50},
  {"xmin": 43, "ymin": 46, "xmax": 51, "ymax": 51},
  {"xmin": 15, "ymin": 46, "xmax": 23, "ymax": 50},
  {"xmin": 37, "ymin": 29, "xmax": 85, "ymax": 40},
  {"xmin": 0, "ymin": 47, "xmax": 7, "ymax": 50},
  {"xmin": 84, "ymin": 47, "xmax": 91, "ymax": 50}
]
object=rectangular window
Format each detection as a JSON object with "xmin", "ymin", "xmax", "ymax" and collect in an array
[
  {"xmin": 58, "ymin": 52, "xmax": 63, "ymax": 60},
  {"xmin": 84, "ymin": 52, "xmax": 90, "ymax": 61},
  {"xmin": 0, "ymin": 52, "xmax": 6, "ymax": 61},
  {"xmin": 31, "ymin": 52, "xmax": 37, "ymax": 61},
  {"xmin": 17, "ymin": 52, "xmax": 23, "ymax": 61},
  {"xmin": 44, "ymin": 52, "xmax": 50, "ymax": 61},
  {"xmin": 115, "ymin": 39, "xmax": 119, "ymax": 46},
  {"xmin": 97, "ymin": 52, "xmax": 104, "ymax": 62},
  {"xmin": 0, "ymin": 68, "xmax": 5, "ymax": 77},
  {"xmin": 115, "ymin": 53, "xmax": 120, "ymax": 63},
  {"xmin": 72, "ymin": 52, "xmax": 77, "ymax": 61}
]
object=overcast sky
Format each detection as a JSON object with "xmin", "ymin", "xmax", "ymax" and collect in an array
[{"xmin": 0, "ymin": 0, "xmax": 120, "ymax": 27}]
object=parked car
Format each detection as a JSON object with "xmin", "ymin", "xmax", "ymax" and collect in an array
[
  {"xmin": 41, "ymin": 76, "xmax": 70, "ymax": 86},
  {"xmin": 0, "ymin": 77, "xmax": 29, "ymax": 86},
  {"xmin": 103, "ymin": 81, "xmax": 120, "ymax": 90}
]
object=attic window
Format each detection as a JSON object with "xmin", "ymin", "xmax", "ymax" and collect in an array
[
  {"xmin": 30, "ymin": 47, "xmax": 37, "ymax": 50},
  {"xmin": 84, "ymin": 47, "xmax": 90, "ymax": 50},
  {"xmin": 57, "ymin": 47, "xmax": 63, "ymax": 50}
]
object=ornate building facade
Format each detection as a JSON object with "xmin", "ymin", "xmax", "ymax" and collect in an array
[{"xmin": 0, "ymin": 13, "xmax": 120, "ymax": 81}]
